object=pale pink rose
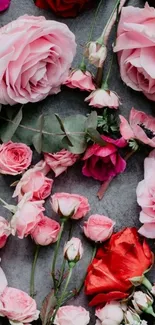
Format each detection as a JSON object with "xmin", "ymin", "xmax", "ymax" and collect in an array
[
  {"xmin": 96, "ymin": 302, "xmax": 124, "ymax": 325},
  {"xmin": 44, "ymin": 150, "xmax": 79, "ymax": 177},
  {"xmin": 0, "ymin": 266, "xmax": 8, "ymax": 295},
  {"xmin": 64, "ymin": 69, "xmax": 96, "ymax": 91},
  {"xmin": 0, "ymin": 15, "xmax": 76, "ymax": 105},
  {"xmin": 0, "ymin": 0, "xmax": 11, "ymax": 11},
  {"xmin": 64, "ymin": 237, "xmax": 83, "ymax": 262},
  {"xmin": 114, "ymin": 3, "xmax": 155, "ymax": 101},
  {"xmin": 51, "ymin": 192, "xmax": 90, "ymax": 219},
  {"xmin": 119, "ymin": 108, "xmax": 155, "ymax": 147},
  {"xmin": 0, "ymin": 287, "xmax": 39, "ymax": 323},
  {"xmin": 85, "ymin": 89, "xmax": 120, "ymax": 109},
  {"xmin": 31, "ymin": 215, "xmax": 60, "ymax": 246},
  {"xmin": 83, "ymin": 214, "xmax": 115, "ymax": 242},
  {"xmin": 132, "ymin": 291, "xmax": 153, "ymax": 314},
  {"xmin": 82, "ymin": 135, "xmax": 126, "ymax": 182},
  {"xmin": 54, "ymin": 305, "xmax": 90, "ymax": 325},
  {"xmin": 13, "ymin": 160, "xmax": 53, "ymax": 201},
  {"xmin": 0, "ymin": 217, "xmax": 11, "ymax": 248},
  {"xmin": 0, "ymin": 141, "xmax": 32, "ymax": 175},
  {"xmin": 10, "ymin": 193, "xmax": 45, "ymax": 239},
  {"xmin": 84, "ymin": 42, "xmax": 107, "ymax": 68}
]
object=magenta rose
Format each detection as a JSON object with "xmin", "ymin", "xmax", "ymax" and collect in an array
[
  {"xmin": 0, "ymin": 0, "xmax": 11, "ymax": 12},
  {"xmin": 54, "ymin": 306, "xmax": 90, "ymax": 325},
  {"xmin": 0, "ymin": 141, "xmax": 32, "ymax": 175},
  {"xmin": 82, "ymin": 135, "xmax": 126, "ymax": 182},
  {"xmin": 31, "ymin": 215, "xmax": 60, "ymax": 246},
  {"xmin": 114, "ymin": 3, "xmax": 155, "ymax": 101},
  {"xmin": 0, "ymin": 15, "xmax": 76, "ymax": 105},
  {"xmin": 13, "ymin": 160, "xmax": 53, "ymax": 201},
  {"xmin": 0, "ymin": 287, "xmax": 39, "ymax": 323},
  {"xmin": 44, "ymin": 149, "xmax": 79, "ymax": 177},
  {"xmin": 0, "ymin": 217, "xmax": 11, "ymax": 249},
  {"xmin": 51, "ymin": 192, "xmax": 90, "ymax": 219},
  {"xmin": 83, "ymin": 214, "xmax": 115, "ymax": 242}
]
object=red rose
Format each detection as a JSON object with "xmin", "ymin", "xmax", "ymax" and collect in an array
[
  {"xmin": 34, "ymin": 0, "xmax": 94, "ymax": 18},
  {"xmin": 85, "ymin": 228, "xmax": 153, "ymax": 306}
]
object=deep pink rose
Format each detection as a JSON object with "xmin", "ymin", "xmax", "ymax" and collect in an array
[
  {"xmin": 44, "ymin": 149, "xmax": 79, "ymax": 177},
  {"xmin": 10, "ymin": 194, "xmax": 45, "ymax": 239},
  {"xmin": 0, "ymin": 15, "xmax": 76, "ymax": 105},
  {"xmin": 64, "ymin": 69, "xmax": 96, "ymax": 91},
  {"xmin": 51, "ymin": 192, "xmax": 90, "ymax": 219},
  {"xmin": 0, "ymin": 217, "xmax": 11, "ymax": 248},
  {"xmin": 31, "ymin": 215, "xmax": 60, "ymax": 246},
  {"xmin": 0, "ymin": 0, "xmax": 11, "ymax": 11},
  {"xmin": 0, "ymin": 287, "xmax": 39, "ymax": 323},
  {"xmin": 64, "ymin": 237, "xmax": 83, "ymax": 262},
  {"xmin": 54, "ymin": 306, "xmax": 90, "ymax": 325},
  {"xmin": 13, "ymin": 160, "xmax": 53, "ymax": 201},
  {"xmin": 85, "ymin": 89, "xmax": 120, "ymax": 109},
  {"xmin": 0, "ymin": 141, "xmax": 32, "ymax": 175},
  {"xmin": 82, "ymin": 135, "xmax": 126, "ymax": 182},
  {"xmin": 119, "ymin": 108, "xmax": 155, "ymax": 147},
  {"xmin": 114, "ymin": 3, "xmax": 155, "ymax": 101},
  {"xmin": 137, "ymin": 149, "xmax": 155, "ymax": 238},
  {"xmin": 83, "ymin": 214, "xmax": 115, "ymax": 242}
]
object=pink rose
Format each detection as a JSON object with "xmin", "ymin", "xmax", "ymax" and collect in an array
[
  {"xmin": 10, "ymin": 193, "xmax": 45, "ymax": 239},
  {"xmin": 95, "ymin": 302, "xmax": 124, "ymax": 325},
  {"xmin": 82, "ymin": 135, "xmax": 126, "ymax": 182},
  {"xmin": 64, "ymin": 69, "xmax": 96, "ymax": 91},
  {"xmin": 44, "ymin": 150, "xmax": 79, "ymax": 177},
  {"xmin": 0, "ymin": 287, "xmax": 39, "ymax": 323},
  {"xmin": 0, "ymin": 141, "xmax": 32, "ymax": 175},
  {"xmin": 51, "ymin": 192, "xmax": 90, "ymax": 219},
  {"xmin": 31, "ymin": 215, "xmax": 60, "ymax": 246},
  {"xmin": 64, "ymin": 237, "xmax": 83, "ymax": 262},
  {"xmin": 0, "ymin": 217, "xmax": 11, "ymax": 248},
  {"xmin": 0, "ymin": 0, "xmax": 11, "ymax": 11},
  {"xmin": 83, "ymin": 214, "xmax": 115, "ymax": 242},
  {"xmin": 137, "ymin": 149, "xmax": 155, "ymax": 238},
  {"xmin": 54, "ymin": 305, "xmax": 90, "ymax": 325},
  {"xmin": 13, "ymin": 160, "xmax": 53, "ymax": 201},
  {"xmin": 0, "ymin": 15, "xmax": 76, "ymax": 105},
  {"xmin": 85, "ymin": 89, "xmax": 120, "ymax": 109},
  {"xmin": 114, "ymin": 3, "xmax": 155, "ymax": 101},
  {"xmin": 119, "ymin": 108, "xmax": 155, "ymax": 147}
]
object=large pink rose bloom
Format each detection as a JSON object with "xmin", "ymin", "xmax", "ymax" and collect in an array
[
  {"xmin": 119, "ymin": 108, "xmax": 155, "ymax": 147},
  {"xmin": 137, "ymin": 149, "xmax": 155, "ymax": 238},
  {"xmin": 13, "ymin": 160, "xmax": 53, "ymax": 201},
  {"xmin": 51, "ymin": 192, "xmax": 90, "ymax": 219},
  {"xmin": 0, "ymin": 287, "xmax": 39, "ymax": 323},
  {"xmin": 83, "ymin": 214, "xmax": 115, "ymax": 243},
  {"xmin": 82, "ymin": 135, "xmax": 126, "ymax": 182},
  {"xmin": 44, "ymin": 149, "xmax": 79, "ymax": 177},
  {"xmin": 0, "ymin": 15, "xmax": 76, "ymax": 105},
  {"xmin": 31, "ymin": 215, "xmax": 60, "ymax": 246},
  {"xmin": 54, "ymin": 305, "xmax": 90, "ymax": 325},
  {"xmin": 114, "ymin": 3, "xmax": 155, "ymax": 101},
  {"xmin": 0, "ymin": 217, "xmax": 11, "ymax": 248},
  {"xmin": 0, "ymin": 141, "xmax": 32, "ymax": 175}
]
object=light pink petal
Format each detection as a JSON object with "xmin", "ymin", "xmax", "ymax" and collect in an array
[
  {"xmin": 119, "ymin": 115, "xmax": 134, "ymax": 140},
  {"xmin": 138, "ymin": 223, "xmax": 155, "ymax": 239},
  {"xmin": 0, "ymin": 267, "xmax": 8, "ymax": 294}
]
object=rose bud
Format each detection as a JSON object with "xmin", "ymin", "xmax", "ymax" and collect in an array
[
  {"xmin": 64, "ymin": 69, "xmax": 96, "ymax": 92},
  {"xmin": 64, "ymin": 237, "xmax": 83, "ymax": 265},
  {"xmin": 132, "ymin": 291, "xmax": 155, "ymax": 316},
  {"xmin": 84, "ymin": 41, "xmax": 107, "ymax": 68},
  {"xmin": 124, "ymin": 308, "xmax": 142, "ymax": 325},
  {"xmin": 95, "ymin": 301, "xmax": 124, "ymax": 325},
  {"xmin": 83, "ymin": 214, "xmax": 115, "ymax": 242},
  {"xmin": 85, "ymin": 89, "xmax": 120, "ymax": 109}
]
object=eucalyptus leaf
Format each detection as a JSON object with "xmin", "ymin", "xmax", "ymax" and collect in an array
[
  {"xmin": 85, "ymin": 111, "xmax": 98, "ymax": 130},
  {"xmin": 87, "ymin": 128, "xmax": 106, "ymax": 146},
  {"xmin": 55, "ymin": 114, "xmax": 66, "ymax": 133},
  {"xmin": 1, "ymin": 107, "xmax": 23, "ymax": 142},
  {"xmin": 32, "ymin": 133, "xmax": 42, "ymax": 153}
]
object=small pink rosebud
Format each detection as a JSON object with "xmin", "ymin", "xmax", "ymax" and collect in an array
[
  {"xmin": 95, "ymin": 301, "xmax": 124, "ymax": 325},
  {"xmin": 84, "ymin": 41, "xmax": 107, "ymax": 68},
  {"xmin": 83, "ymin": 214, "xmax": 115, "ymax": 242},
  {"xmin": 132, "ymin": 291, "xmax": 154, "ymax": 315},
  {"xmin": 64, "ymin": 237, "xmax": 83, "ymax": 263},
  {"xmin": 64, "ymin": 69, "xmax": 96, "ymax": 92},
  {"xmin": 85, "ymin": 89, "xmax": 120, "ymax": 109}
]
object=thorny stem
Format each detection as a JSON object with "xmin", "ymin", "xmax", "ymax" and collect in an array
[
  {"xmin": 30, "ymin": 245, "xmax": 40, "ymax": 298},
  {"xmin": 51, "ymin": 221, "xmax": 65, "ymax": 290}
]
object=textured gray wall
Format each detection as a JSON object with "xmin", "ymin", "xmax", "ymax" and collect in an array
[{"xmin": 0, "ymin": 0, "xmax": 155, "ymax": 324}]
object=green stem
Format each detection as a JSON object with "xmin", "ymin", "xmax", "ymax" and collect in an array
[
  {"xmin": 51, "ymin": 267, "xmax": 73, "ymax": 324},
  {"xmin": 101, "ymin": 54, "xmax": 114, "ymax": 89},
  {"xmin": 30, "ymin": 245, "xmax": 40, "ymax": 298},
  {"xmin": 142, "ymin": 276, "xmax": 153, "ymax": 291},
  {"xmin": 145, "ymin": 306, "xmax": 155, "ymax": 317},
  {"xmin": 51, "ymin": 221, "xmax": 65, "ymax": 290}
]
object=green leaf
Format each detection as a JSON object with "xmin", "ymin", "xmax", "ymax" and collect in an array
[
  {"xmin": 87, "ymin": 128, "xmax": 106, "ymax": 146},
  {"xmin": 1, "ymin": 107, "xmax": 23, "ymax": 142},
  {"xmin": 32, "ymin": 114, "xmax": 44, "ymax": 153},
  {"xmin": 40, "ymin": 290, "xmax": 57, "ymax": 325},
  {"xmin": 63, "ymin": 115, "xmax": 87, "ymax": 154},
  {"xmin": 55, "ymin": 114, "xmax": 66, "ymax": 133},
  {"xmin": 85, "ymin": 111, "xmax": 98, "ymax": 129}
]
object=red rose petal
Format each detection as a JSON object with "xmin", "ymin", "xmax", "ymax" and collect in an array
[{"xmin": 89, "ymin": 292, "xmax": 129, "ymax": 306}]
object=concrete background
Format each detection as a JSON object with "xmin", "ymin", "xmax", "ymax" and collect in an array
[{"xmin": 0, "ymin": 0, "xmax": 155, "ymax": 324}]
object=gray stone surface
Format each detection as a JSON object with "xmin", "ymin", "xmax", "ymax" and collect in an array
[{"xmin": 0, "ymin": 0, "xmax": 155, "ymax": 324}]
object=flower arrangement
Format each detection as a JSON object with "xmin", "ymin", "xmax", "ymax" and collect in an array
[{"xmin": 0, "ymin": 0, "xmax": 155, "ymax": 325}]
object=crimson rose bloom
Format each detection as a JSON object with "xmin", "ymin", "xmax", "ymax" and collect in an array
[
  {"xmin": 35, "ymin": 0, "xmax": 94, "ymax": 18},
  {"xmin": 85, "ymin": 228, "xmax": 152, "ymax": 306}
]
